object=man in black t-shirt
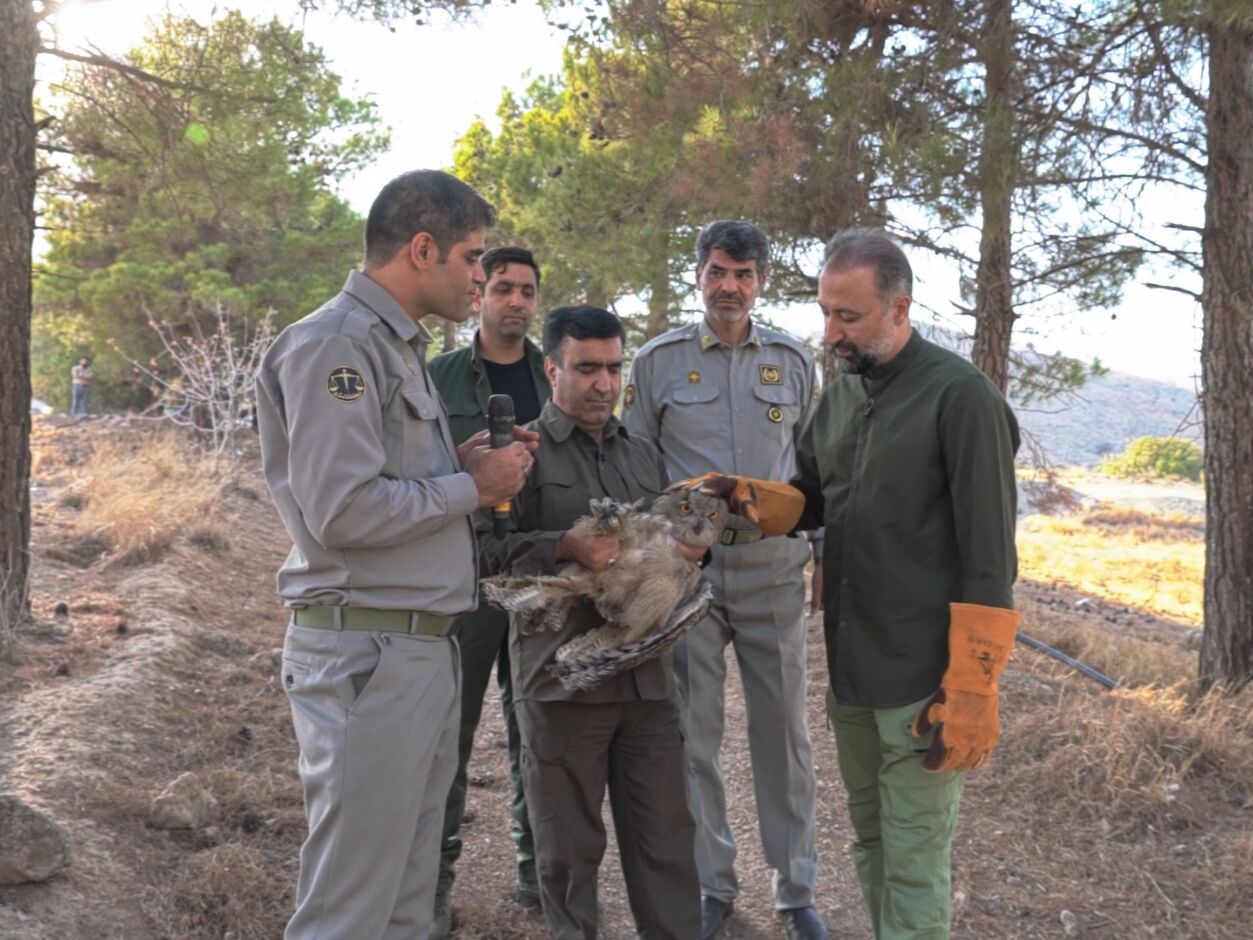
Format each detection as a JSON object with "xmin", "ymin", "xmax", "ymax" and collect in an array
[{"xmin": 427, "ymin": 247, "xmax": 551, "ymax": 937}]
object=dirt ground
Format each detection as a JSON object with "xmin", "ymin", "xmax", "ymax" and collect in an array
[{"xmin": 1, "ymin": 418, "xmax": 1249, "ymax": 939}]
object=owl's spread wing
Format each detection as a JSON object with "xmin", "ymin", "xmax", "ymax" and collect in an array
[{"xmin": 547, "ymin": 582, "xmax": 713, "ymax": 692}]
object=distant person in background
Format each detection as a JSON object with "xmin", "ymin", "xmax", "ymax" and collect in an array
[
  {"xmin": 427, "ymin": 245, "xmax": 551, "ymax": 937},
  {"xmin": 71, "ymin": 356, "xmax": 93, "ymax": 417}
]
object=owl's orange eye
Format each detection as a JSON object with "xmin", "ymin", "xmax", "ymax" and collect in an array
[
  {"xmin": 707, "ymin": 510, "xmax": 720, "ymax": 518},
  {"xmin": 680, "ymin": 503, "xmax": 693, "ymax": 514}
]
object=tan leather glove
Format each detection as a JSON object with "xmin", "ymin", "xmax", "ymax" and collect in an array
[
  {"xmin": 666, "ymin": 473, "xmax": 804, "ymax": 537},
  {"xmin": 911, "ymin": 602, "xmax": 1019, "ymax": 773}
]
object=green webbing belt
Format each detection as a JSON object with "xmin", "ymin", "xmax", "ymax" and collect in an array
[{"xmin": 291, "ymin": 606, "xmax": 453, "ymax": 636}]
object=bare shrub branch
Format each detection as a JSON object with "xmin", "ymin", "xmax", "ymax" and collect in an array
[{"xmin": 109, "ymin": 306, "xmax": 275, "ymax": 469}]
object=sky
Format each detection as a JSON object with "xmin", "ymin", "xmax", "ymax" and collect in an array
[{"xmin": 42, "ymin": 0, "xmax": 1204, "ymax": 390}]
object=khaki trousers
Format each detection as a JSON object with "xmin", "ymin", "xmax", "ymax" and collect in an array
[
  {"xmin": 282, "ymin": 624, "xmax": 460, "ymax": 940},
  {"xmin": 516, "ymin": 697, "xmax": 700, "ymax": 940},
  {"xmin": 674, "ymin": 536, "xmax": 819, "ymax": 909},
  {"xmin": 827, "ymin": 691, "xmax": 964, "ymax": 940}
]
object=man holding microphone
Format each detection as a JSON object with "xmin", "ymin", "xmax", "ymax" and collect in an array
[{"xmin": 256, "ymin": 171, "xmax": 537, "ymax": 940}]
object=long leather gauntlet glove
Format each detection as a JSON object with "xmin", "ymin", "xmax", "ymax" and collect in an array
[
  {"xmin": 666, "ymin": 473, "xmax": 804, "ymax": 537},
  {"xmin": 911, "ymin": 602, "xmax": 1019, "ymax": 773}
]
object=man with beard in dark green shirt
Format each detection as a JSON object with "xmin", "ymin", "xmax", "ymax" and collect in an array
[{"xmin": 793, "ymin": 228, "xmax": 1020, "ymax": 939}]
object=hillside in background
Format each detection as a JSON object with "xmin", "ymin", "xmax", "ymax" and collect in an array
[
  {"xmin": 1014, "ymin": 370, "xmax": 1201, "ymax": 467},
  {"xmin": 913, "ymin": 325, "xmax": 1201, "ymax": 467}
]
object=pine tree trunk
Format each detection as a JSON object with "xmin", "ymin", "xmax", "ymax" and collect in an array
[
  {"xmin": 1199, "ymin": 19, "xmax": 1253, "ymax": 690},
  {"xmin": 644, "ymin": 234, "xmax": 672, "ymax": 341},
  {"xmin": 0, "ymin": 0, "xmax": 38, "ymax": 635},
  {"xmin": 971, "ymin": 0, "xmax": 1015, "ymax": 393}
]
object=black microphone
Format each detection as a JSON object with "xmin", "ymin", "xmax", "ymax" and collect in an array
[{"xmin": 487, "ymin": 394, "xmax": 516, "ymax": 538}]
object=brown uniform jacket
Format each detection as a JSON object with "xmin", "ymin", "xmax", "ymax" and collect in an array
[{"xmin": 478, "ymin": 401, "xmax": 672, "ymax": 703}]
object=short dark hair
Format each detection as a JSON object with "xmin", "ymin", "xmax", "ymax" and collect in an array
[
  {"xmin": 542, "ymin": 305, "xmax": 626, "ymax": 362},
  {"xmin": 822, "ymin": 228, "xmax": 913, "ymax": 302},
  {"xmin": 364, "ymin": 170, "xmax": 495, "ymax": 265},
  {"xmin": 695, "ymin": 220, "xmax": 770, "ymax": 277},
  {"xmin": 482, "ymin": 246, "xmax": 541, "ymax": 289}
]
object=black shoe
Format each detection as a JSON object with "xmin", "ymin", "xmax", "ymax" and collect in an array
[
  {"xmin": 701, "ymin": 895, "xmax": 734, "ymax": 940},
  {"xmin": 780, "ymin": 906, "xmax": 829, "ymax": 940}
]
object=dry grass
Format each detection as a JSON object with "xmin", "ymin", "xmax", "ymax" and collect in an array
[
  {"xmin": 1000, "ymin": 683, "xmax": 1253, "ymax": 837},
  {"xmin": 1018, "ymin": 609, "xmax": 1197, "ymax": 687},
  {"xmin": 76, "ymin": 435, "xmax": 223, "ymax": 563},
  {"xmin": 154, "ymin": 844, "xmax": 289, "ymax": 940},
  {"xmin": 1018, "ymin": 507, "xmax": 1204, "ymax": 626},
  {"xmin": 1080, "ymin": 505, "xmax": 1205, "ymax": 540}
]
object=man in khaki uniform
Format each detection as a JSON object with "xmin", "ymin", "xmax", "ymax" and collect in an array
[
  {"xmin": 256, "ymin": 170, "xmax": 536, "ymax": 940},
  {"xmin": 624, "ymin": 221, "xmax": 827, "ymax": 940},
  {"xmin": 481, "ymin": 306, "xmax": 702, "ymax": 940}
]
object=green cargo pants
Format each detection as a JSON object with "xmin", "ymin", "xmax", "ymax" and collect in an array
[
  {"xmin": 827, "ymin": 690, "xmax": 964, "ymax": 940},
  {"xmin": 440, "ymin": 602, "xmax": 535, "ymax": 894}
]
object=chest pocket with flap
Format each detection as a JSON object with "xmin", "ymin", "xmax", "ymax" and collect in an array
[
  {"xmin": 665, "ymin": 384, "xmax": 723, "ymax": 443},
  {"xmin": 399, "ymin": 381, "xmax": 447, "ymax": 478},
  {"xmin": 529, "ymin": 459, "xmax": 586, "ymax": 531},
  {"xmin": 752, "ymin": 383, "xmax": 800, "ymax": 438}
]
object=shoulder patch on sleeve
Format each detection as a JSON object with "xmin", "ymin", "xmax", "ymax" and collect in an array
[
  {"xmin": 624, "ymin": 383, "xmax": 636, "ymax": 406},
  {"xmin": 327, "ymin": 367, "xmax": 367, "ymax": 402}
]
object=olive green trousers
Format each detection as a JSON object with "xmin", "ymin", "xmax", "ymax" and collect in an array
[
  {"xmin": 438, "ymin": 602, "xmax": 535, "ymax": 893},
  {"xmin": 827, "ymin": 691, "xmax": 964, "ymax": 940}
]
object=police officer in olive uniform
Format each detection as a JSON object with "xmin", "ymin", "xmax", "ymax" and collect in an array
[
  {"xmin": 624, "ymin": 221, "xmax": 828, "ymax": 940},
  {"xmin": 482, "ymin": 306, "xmax": 702, "ymax": 940},
  {"xmin": 256, "ymin": 170, "xmax": 536, "ymax": 940},
  {"xmin": 427, "ymin": 246, "xmax": 550, "ymax": 933}
]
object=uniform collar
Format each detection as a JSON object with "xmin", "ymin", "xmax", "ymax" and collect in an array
[
  {"xmin": 342, "ymin": 270, "xmax": 433, "ymax": 347},
  {"xmin": 697, "ymin": 317, "xmax": 762, "ymax": 350},
  {"xmin": 539, "ymin": 400, "xmax": 627, "ymax": 443}
]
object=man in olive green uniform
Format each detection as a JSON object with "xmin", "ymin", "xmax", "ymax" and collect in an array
[
  {"xmin": 623, "ymin": 221, "xmax": 826, "ymax": 940},
  {"xmin": 481, "ymin": 306, "xmax": 701, "ymax": 940},
  {"xmin": 792, "ymin": 229, "xmax": 1020, "ymax": 940},
  {"xmin": 256, "ymin": 170, "xmax": 537, "ymax": 940},
  {"xmin": 428, "ymin": 246, "xmax": 550, "ymax": 931}
]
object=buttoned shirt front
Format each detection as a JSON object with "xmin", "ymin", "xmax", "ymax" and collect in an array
[
  {"xmin": 479, "ymin": 402, "xmax": 672, "ymax": 703},
  {"xmin": 255, "ymin": 270, "xmax": 480, "ymax": 614},
  {"xmin": 623, "ymin": 319, "xmax": 820, "ymax": 535},
  {"xmin": 793, "ymin": 331, "xmax": 1020, "ymax": 707}
]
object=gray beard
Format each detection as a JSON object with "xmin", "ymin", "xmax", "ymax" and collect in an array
[{"xmin": 836, "ymin": 349, "xmax": 878, "ymax": 375}]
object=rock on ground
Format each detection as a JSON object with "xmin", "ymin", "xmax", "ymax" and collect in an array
[{"xmin": 0, "ymin": 795, "xmax": 70, "ymax": 885}]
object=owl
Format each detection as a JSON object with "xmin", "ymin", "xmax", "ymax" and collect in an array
[{"xmin": 482, "ymin": 489, "xmax": 728, "ymax": 690}]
